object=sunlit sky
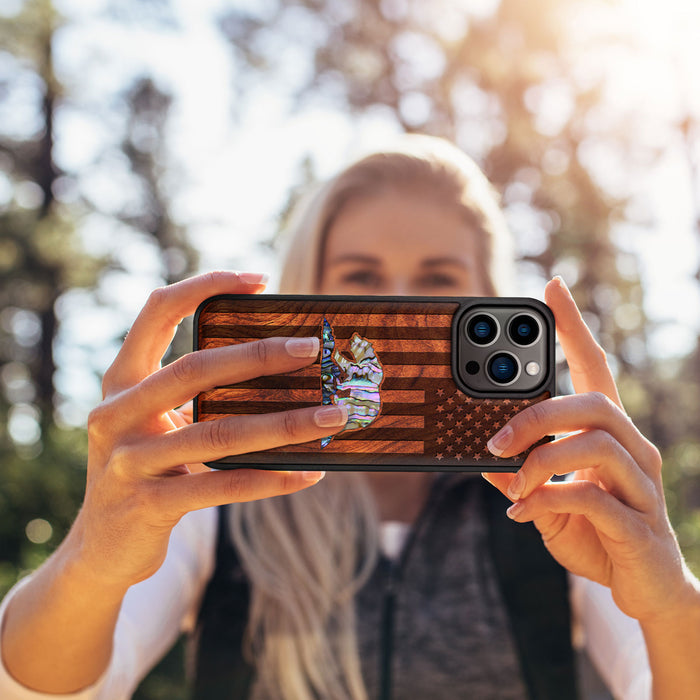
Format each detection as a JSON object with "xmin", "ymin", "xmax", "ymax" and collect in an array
[{"xmin": 4, "ymin": 0, "xmax": 700, "ymax": 424}]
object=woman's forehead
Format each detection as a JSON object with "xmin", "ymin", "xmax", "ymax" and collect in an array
[{"xmin": 324, "ymin": 191, "xmax": 478, "ymax": 262}]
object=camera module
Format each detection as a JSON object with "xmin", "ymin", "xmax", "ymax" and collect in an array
[
  {"xmin": 507, "ymin": 314, "xmax": 541, "ymax": 347},
  {"xmin": 455, "ymin": 302, "xmax": 551, "ymax": 397},
  {"xmin": 466, "ymin": 313, "xmax": 499, "ymax": 346},
  {"xmin": 487, "ymin": 352, "xmax": 520, "ymax": 385}
]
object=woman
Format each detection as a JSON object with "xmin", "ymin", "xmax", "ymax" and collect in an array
[{"xmin": 1, "ymin": 136, "xmax": 699, "ymax": 700}]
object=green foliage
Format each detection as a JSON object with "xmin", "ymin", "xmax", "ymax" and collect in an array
[{"xmin": 0, "ymin": 421, "xmax": 87, "ymax": 599}]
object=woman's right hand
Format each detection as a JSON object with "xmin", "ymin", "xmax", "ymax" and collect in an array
[{"xmin": 73, "ymin": 270, "xmax": 347, "ymax": 590}]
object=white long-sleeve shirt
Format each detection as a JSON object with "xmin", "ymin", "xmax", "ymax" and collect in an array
[{"xmin": 0, "ymin": 507, "xmax": 651, "ymax": 699}]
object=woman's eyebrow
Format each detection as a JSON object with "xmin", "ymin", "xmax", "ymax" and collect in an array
[
  {"xmin": 421, "ymin": 257, "xmax": 473, "ymax": 270},
  {"xmin": 327, "ymin": 253, "xmax": 381, "ymax": 266}
]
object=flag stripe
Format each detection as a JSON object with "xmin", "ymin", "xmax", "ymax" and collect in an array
[
  {"xmin": 199, "ymin": 414, "xmax": 425, "ymax": 429},
  {"xmin": 227, "ymin": 375, "xmax": 443, "ymax": 390},
  {"xmin": 262, "ymin": 441, "xmax": 424, "ymax": 454},
  {"xmin": 200, "ymin": 325, "xmax": 451, "ymax": 341},
  {"xmin": 202, "ymin": 312, "xmax": 454, "ymax": 327},
  {"xmin": 205, "ymin": 388, "xmax": 425, "ymax": 403},
  {"xmin": 200, "ymin": 401, "xmax": 434, "ymax": 416},
  {"xmin": 199, "ymin": 337, "xmax": 451, "ymax": 352}
]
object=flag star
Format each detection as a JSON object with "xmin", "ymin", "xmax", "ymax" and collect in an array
[
  {"xmin": 436, "ymin": 453, "xmax": 444, "ymax": 460},
  {"xmin": 437, "ymin": 437, "xmax": 444, "ymax": 445},
  {"xmin": 473, "ymin": 453, "xmax": 482, "ymax": 461},
  {"xmin": 437, "ymin": 405, "xmax": 444, "ymax": 413},
  {"xmin": 446, "ymin": 445, "xmax": 453, "ymax": 453},
  {"xmin": 446, "ymin": 429, "xmax": 454, "ymax": 437},
  {"xmin": 455, "ymin": 420, "xmax": 463, "ymax": 428},
  {"xmin": 455, "ymin": 437, "xmax": 462, "ymax": 445},
  {"xmin": 473, "ymin": 405, "xmax": 482, "ymax": 413},
  {"xmin": 437, "ymin": 388, "xmax": 444, "ymax": 397},
  {"xmin": 455, "ymin": 453, "xmax": 463, "ymax": 461},
  {"xmin": 447, "ymin": 396, "xmax": 454, "ymax": 404},
  {"xmin": 437, "ymin": 421, "xmax": 444, "ymax": 429}
]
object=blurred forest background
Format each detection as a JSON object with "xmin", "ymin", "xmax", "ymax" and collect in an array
[{"xmin": 1, "ymin": 0, "xmax": 700, "ymax": 697}]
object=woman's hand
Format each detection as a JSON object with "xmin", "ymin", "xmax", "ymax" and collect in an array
[
  {"xmin": 483, "ymin": 277, "xmax": 697, "ymax": 625},
  {"xmin": 75, "ymin": 271, "xmax": 347, "ymax": 589}
]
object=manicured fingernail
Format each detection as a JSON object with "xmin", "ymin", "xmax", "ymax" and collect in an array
[
  {"xmin": 303, "ymin": 471, "xmax": 325, "ymax": 483},
  {"xmin": 487, "ymin": 425, "xmax": 513, "ymax": 457},
  {"xmin": 314, "ymin": 404, "xmax": 348, "ymax": 428},
  {"xmin": 507, "ymin": 471, "xmax": 525, "ymax": 500},
  {"xmin": 506, "ymin": 502, "xmax": 524, "ymax": 520},
  {"xmin": 238, "ymin": 272, "xmax": 269, "ymax": 285},
  {"xmin": 553, "ymin": 275, "xmax": 570, "ymax": 295},
  {"xmin": 286, "ymin": 337, "xmax": 320, "ymax": 358}
]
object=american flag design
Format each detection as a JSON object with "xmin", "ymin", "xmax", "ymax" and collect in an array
[{"xmin": 194, "ymin": 296, "xmax": 551, "ymax": 471}]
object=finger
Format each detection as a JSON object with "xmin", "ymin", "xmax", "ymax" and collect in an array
[
  {"xmin": 486, "ymin": 392, "xmax": 661, "ymax": 480},
  {"xmin": 103, "ymin": 271, "xmax": 268, "ymax": 395},
  {"xmin": 481, "ymin": 471, "xmax": 517, "ymax": 499},
  {"xmin": 505, "ymin": 479, "xmax": 640, "ymax": 545},
  {"xmin": 504, "ymin": 430, "xmax": 656, "ymax": 512},
  {"xmin": 544, "ymin": 277, "xmax": 622, "ymax": 408},
  {"xmin": 119, "ymin": 336, "xmax": 320, "ymax": 419},
  {"xmin": 157, "ymin": 468, "xmax": 326, "ymax": 519},
  {"xmin": 171, "ymin": 402, "xmax": 193, "ymax": 427},
  {"xmin": 112, "ymin": 404, "xmax": 348, "ymax": 476}
]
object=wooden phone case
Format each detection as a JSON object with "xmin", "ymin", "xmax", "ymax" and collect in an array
[{"xmin": 193, "ymin": 295, "xmax": 555, "ymax": 472}]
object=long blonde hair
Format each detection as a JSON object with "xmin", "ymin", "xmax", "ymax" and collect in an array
[{"xmin": 230, "ymin": 135, "xmax": 513, "ymax": 700}]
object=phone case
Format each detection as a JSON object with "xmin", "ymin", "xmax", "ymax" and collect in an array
[{"xmin": 193, "ymin": 295, "xmax": 555, "ymax": 472}]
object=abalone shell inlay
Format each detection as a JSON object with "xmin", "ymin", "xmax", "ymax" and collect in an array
[{"xmin": 320, "ymin": 317, "xmax": 384, "ymax": 447}]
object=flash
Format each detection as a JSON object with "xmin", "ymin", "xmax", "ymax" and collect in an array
[{"xmin": 525, "ymin": 361, "xmax": 540, "ymax": 376}]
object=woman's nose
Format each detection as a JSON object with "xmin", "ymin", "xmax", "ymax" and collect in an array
[{"xmin": 384, "ymin": 279, "xmax": 411, "ymax": 296}]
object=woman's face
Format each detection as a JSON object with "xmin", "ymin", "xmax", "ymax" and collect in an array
[{"xmin": 318, "ymin": 189, "xmax": 487, "ymax": 296}]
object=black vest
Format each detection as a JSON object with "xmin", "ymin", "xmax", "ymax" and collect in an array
[{"xmin": 191, "ymin": 478, "xmax": 578, "ymax": 700}]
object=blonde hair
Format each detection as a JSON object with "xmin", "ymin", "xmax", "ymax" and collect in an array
[
  {"xmin": 230, "ymin": 135, "xmax": 515, "ymax": 700},
  {"xmin": 230, "ymin": 474, "xmax": 378, "ymax": 700},
  {"xmin": 279, "ymin": 134, "xmax": 515, "ymax": 295}
]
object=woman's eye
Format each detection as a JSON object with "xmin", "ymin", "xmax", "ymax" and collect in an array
[
  {"xmin": 340, "ymin": 270, "xmax": 384, "ymax": 288},
  {"xmin": 416, "ymin": 272, "xmax": 460, "ymax": 290}
]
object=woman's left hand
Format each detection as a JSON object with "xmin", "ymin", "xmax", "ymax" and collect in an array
[{"xmin": 483, "ymin": 276, "xmax": 695, "ymax": 624}]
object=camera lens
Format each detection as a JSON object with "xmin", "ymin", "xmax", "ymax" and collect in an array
[
  {"xmin": 466, "ymin": 313, "xmax": 498, "ymax": 345},
  {"xmin": 508, "ymin": 314, "xmax": 540, "ymax": 347},
  {"xmin": 487, "ymin": 352, "xmax": 519, "ymax": 385}
]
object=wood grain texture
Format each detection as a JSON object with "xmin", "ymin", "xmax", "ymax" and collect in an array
[{"xmin": 195, "ymin": 296, "xmax": 551, "ymax": 470}]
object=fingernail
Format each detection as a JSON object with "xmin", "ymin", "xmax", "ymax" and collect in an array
[
  {"xmin": 238, "ymin": 272, "xmax": 269, "ymax": 285},
  {"xmin": 303, "ymin": 471, "xmax": 325, "ymax": 483},
  {"xmin": 487, "ymin": 425, "xmax": 513, "ymax": 457},
  {"xmin": 553, "ymin": 275, "xmax": 570, "ymax": 295},
  {"xmin": 314, "ymin": 404, "xmax": 348, "ymax": 428},
  {"xmin": 507, "ymin": 471, "xmax": 525, "ymax": 500},
  {"xmin": 286, "ymin": 337, "xmax": 320, "ymax": 358},
  {"xmin": 506, "ymin": 502, "xmax": 524, "ymax": 520}
]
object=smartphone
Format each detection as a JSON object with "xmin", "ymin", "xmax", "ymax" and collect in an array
[{"xmin": 193, "ymin": 295, "xmax": 555, "ymax": 472}]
